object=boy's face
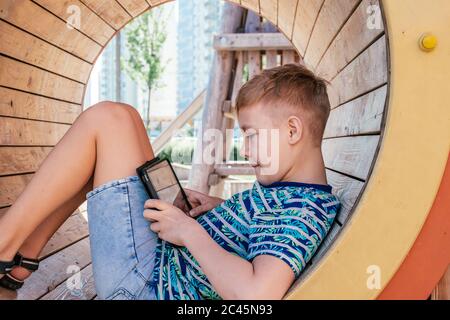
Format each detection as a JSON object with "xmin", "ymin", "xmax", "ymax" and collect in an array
[{"xmin": 237, "ymin": 103, "xmax": 294, "ymax": 185}]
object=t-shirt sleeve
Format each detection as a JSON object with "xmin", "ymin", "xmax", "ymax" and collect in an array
[{"xmin": 247, "ymin": 207, "xmax": 328, "ymax": 278}]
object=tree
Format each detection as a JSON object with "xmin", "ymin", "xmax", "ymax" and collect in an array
[{"xmin": 121, "ymin": 7, "xmax": 170, "ymax": 134}]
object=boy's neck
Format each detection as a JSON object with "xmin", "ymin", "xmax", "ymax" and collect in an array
[{"xmin": 281, "ymin": 146, "xmax": 328, "ymax": 185}]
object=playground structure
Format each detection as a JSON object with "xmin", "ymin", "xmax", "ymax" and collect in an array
[{"xmin": 0, "ymin": 0, "xmax": 448, "ymax": 300}]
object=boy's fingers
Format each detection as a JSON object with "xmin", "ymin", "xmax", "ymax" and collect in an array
[
  {"xmin": 144, "ymin": 208, "xmax": 164, "ymax": 222},
  {"xmin": 144, "ymin": 199, "xmax": 170, "ymax": 210},
  {"xmin": 189, "ymin": 205, "xmax": 209, "ymax": 217}
]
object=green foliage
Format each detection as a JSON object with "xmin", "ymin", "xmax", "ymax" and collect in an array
[
  {"xmin": 121, "ymin": 7, "xmax": 170, "ymax": 92},
  {"xmin": 157, "ymin": 138, "xmax": 245, "ymax": 165}
]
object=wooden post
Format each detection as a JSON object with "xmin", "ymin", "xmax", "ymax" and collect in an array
[{"xmin": 188, "ymin": 3, "xmax": 244, "ymax": 194}]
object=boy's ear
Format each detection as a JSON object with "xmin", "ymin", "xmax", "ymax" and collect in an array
[{"xmin": 287, "ymin": 116, "xmax": 303, "ymax": 144}]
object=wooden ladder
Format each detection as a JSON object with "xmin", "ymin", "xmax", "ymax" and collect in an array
[{"xmin": 189, "ymin": 6, "xmax": 301, "ymax": 196}]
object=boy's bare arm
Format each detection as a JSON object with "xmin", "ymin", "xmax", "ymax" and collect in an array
[
  {"xmin": 144, "ymin": 199, "xmax": 295, "ymax": 300},
  {"xmin": 183, "ymin": 222, "xmax": 295, "ymax": 300}
]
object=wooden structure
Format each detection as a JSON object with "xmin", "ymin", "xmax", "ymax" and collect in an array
[{"xmin": 0, "ymin": 0, "xmax": 449, "ymax": 300}]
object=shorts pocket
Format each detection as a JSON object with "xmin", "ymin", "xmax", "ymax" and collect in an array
[{"xmin": 106, "ymin": 287, "xmax": 135, "ymax": 300}]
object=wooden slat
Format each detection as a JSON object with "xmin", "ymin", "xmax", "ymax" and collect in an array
[
  {"xmin": 316, "ymin": 0, "xmax": 384, "ymax": 81},
  {"xmin": 241, "ymin": 0, "xmax": 260, "ymax": 12},
  {"xmin": 80, "ymin": 0, "xmax": 132, "ymax": 30},
  {"xmin": 231, "ymin": 51, "xmax": 245, "ymax": 109},
  {"xmin": 0, "ymin": 56, "xmax": 85, "ymax": 104},
  {"xmin": 248, "ymin": 51, "xmax": 261, "ymax": 79},
  {"xmin": 277, "ymin": 0, "xmax": 298, "ymax": 40},
  {"xmin": 0, "ymin": 87, "xmax": 82, "ymax": 124},
  {"xmin": 0, "ymin": 238, "xmax": 91, "ymax": 300},
  {"xmin": 282, "ymin": 50, "xmax": 296, "ymax": 64},
  {"xmin": 117, "ymin": 0, "xmax": 150, "ymax": 17},
  {"xmin": 326, "ymin": 169, "xmax": 364, "ymax": 224},
  {"xmin": 152, "ymin": 90, "xmax": 205, "ymax": 154},
  {"xmin": 0, "ymin": 146, "xmax": 52, "ymax": 176},
  {"xmin": 265, "ymin": 50, "xmax": 278, "ymax": 68},
  {"xmin": 0, "ymin": 20, "xmax": 92, "ymax": 83},
  {"xmin": 322, "ymin": 135, "xmax": 379, "ymax": 180},
  {"xmin": 215, "ymin": 162, "xmax": 255, "ymax": 176},
  {"xmin": 0, "ymin": 117, "xmax": 70, "ymax": 146},
  {"xmin": 292, "ymin": 0, "xmax": 324, "ymax": 56},
  {"xmin": 0, "ymin": 173, "xmax": 33, "ymax": 207},
  {"xmin": 260, "ymin": 0, "xmax": 277, "ymax": 25},
  {"xmin": 431, "ymin": 266, "xmax": 450, "ymax": 300},
  {"xmin": 40, "ymin": 264, "xmax": 95, "ymax": 300},
  {"xmin": 303, "ymin": 0, "xmax": 360, "ymax": 69},
  {"xmin": 324, "ymin": 85, "xmax": 387, "ymax": 138},
  {"xmin": 328, "ymin": 35, "xmax": 387, "ymax": 108},
  {"xmin": 0, "ymin": 0, "xmax": 101, "ymax": 63},
  {"xmin": 214, "ymin": 33, "xmax": 293, "ymax": 51},
  {"xmin": 40, "ymin": 212, "xmax": 89, "ymax": 258},
  {"xmin": 33, "ymin": 0, "xmax": 115, "ymax": 46}
]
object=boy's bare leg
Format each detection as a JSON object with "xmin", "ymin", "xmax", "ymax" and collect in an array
[
  {"xmin": 7, "ymin": 176, "xmax": 93, "ymax": 280},
  {"xmin": 0, "ymin": 101, "xmax": 154, "ymax": 261}
]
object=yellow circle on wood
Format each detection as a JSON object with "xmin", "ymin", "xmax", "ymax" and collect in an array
[{"xmin": 420, "ymin": 34, "xmax": 438, "ymax": 51}]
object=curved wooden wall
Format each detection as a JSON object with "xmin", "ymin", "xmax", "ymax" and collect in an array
[{"xmin": 1, "ymin": 0, "xmax": 448, "ymax": 299}]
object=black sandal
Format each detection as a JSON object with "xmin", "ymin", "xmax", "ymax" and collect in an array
[{"xmin": 0, "ymin": 253, "xmax": 39, "ymax": 290}]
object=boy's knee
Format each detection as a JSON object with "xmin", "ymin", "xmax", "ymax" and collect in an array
[{"xmin": 84, "ymin": 101, "xmax": 136, "ymax": 126}]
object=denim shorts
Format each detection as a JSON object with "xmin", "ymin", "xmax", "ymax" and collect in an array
[{"xmin": 86, "ymin": 175, "xmax": 158, "ymax": 300}]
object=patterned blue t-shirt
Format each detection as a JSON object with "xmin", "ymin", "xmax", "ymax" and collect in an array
[{"xmin": 151, "ymin": 180, "xmax": 341, "ymax": 300}]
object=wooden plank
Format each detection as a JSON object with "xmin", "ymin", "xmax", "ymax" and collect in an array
[
  {"xmin": 324, "ymin": 85, "xmax": 387, "ymax": 138},
  {"xmin": 80, "ymin": 0, "xmax": 132, "ymax": 30},
  {"xmin": 0, "ymin": 117, "xmax": 70, "ymax": 146},
  {"xmin": 152, "ymin": 90, "xmax": 205, "ymax": 154},
  {"xmin": 260, "ymin": 0, "xmax": 278, "ymax": 25},
  {"xmin": 40, "ymin": 212, "xmax": 89, "ymax": 258},
  {"xmin": 40, "ymin": 264, "xmax": 95, "ymax": 300},
  {"xmin": 248, "ymin": 51, "xmax": 261, "ymax": 79},
  {"xmin": 214, "ymin": 33, "xmax": 293, "ymax": 51},
  {"xmin": 303, "ymin": 0, "xmax": 360, "ymax": 69},
  {"xmin": 33, "ymin": 0, "xmax": 115, "ymax": 46},
  {"xmin": 328, "ymin": 35, "xmax": 387, "ymax": 108},
  {"xmin": 231, "ymin": 51, "xmax": 245, "ymax": 107},
  {"xmin": 0, "ymin": 56, "xmax": 85, "ymax": 104},
  {"xmin": 431, "ymin": 265, "xmax": 450, "ymax": 300},
  {"xmin": 277, "ymin": 0, "xmax": 298, "ymax": 40},
  {"xmin": 322, "ymin": 135, "xmax": 379, "ymax": 180},
  {"xmin": 0, "ymin": 0, "xmax": 101, "ymax": 63},
  {"xmin": 189, "ymin": 3, "xmax": 244, "ymax": 194},
  {"xmin": 0, "ymin": 146, "xmax": 52, "ymax": 176},
  {"xmin": 116, "ymin": 0, "xmax": 150, "ymax": 17},
  {"xmin": 241, "ymin": 0, "xmax": 260, "ymax": 13},
  {"xmin": 0, "ymin": 174, "xmax": 33, "ymax": 207},
  {"xmin": 0, "ymin": 20, "xmax": 92, "ymax": 83},
  {"xmin": 265, "ymin": 50, "xmax": 278, "ymax": 68},
  {"xmin": 215, "ymin": 162, "xmax": 255, "ymax": 176},
  {"xmin": 0, "ymin": 87, "xmax": 82, "ymax": 124},
  {"xmin": 0, "ymin": 238, "xmax": 91, "ymax": 300},
  {"xmin": 326, "ymin": 169, "xmax": 364, "ymax": 224},
  {"xmin": 316, "ymin": 0, "xmax": 384, "ymax": 81},
  {"xmin": 292, "ymin": 0, "xmax": 324, "ymax": 56},
  {"xmin": 282, "ymin": 50, "xmax": 296, "ymax": 64}
]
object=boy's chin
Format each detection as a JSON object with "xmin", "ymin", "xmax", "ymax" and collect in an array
[{"xmin": 255, "ymin": 171, "xmax": 279, "ymax": 186}]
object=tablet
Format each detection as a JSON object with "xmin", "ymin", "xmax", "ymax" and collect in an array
[{"xmin": 136, "ymin": 156, "xmax": 193, "ymax": 214}]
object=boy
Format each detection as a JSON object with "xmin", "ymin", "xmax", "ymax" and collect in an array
[
  {"xmin": 144, "ymin": 64, "xmax": 341, "ymax": 299},
  {"xmin": 0, "ymin": 64, "xmax": 339, "ymax": 300}
]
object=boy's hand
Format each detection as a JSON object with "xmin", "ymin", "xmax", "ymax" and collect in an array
[
  {"xmin": 184, "ymin": 188, "xmax": 224, "ymax": 218},
  {"xmin": 144, "ymin": 199, "xmax": 199, "ymax": 246}
]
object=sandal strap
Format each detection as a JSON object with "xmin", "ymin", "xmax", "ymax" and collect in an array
[
  {"xmin": 0, "ymin": 273, "xmax": 24, "ymax": 290},
  {"xmin": 0, "ymin": 259, "xmax": 16, "ymax": 274},
  {"xmin": 15, "ymin": 253, "xmax": 39, "ymax": 272}
]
